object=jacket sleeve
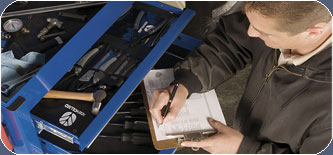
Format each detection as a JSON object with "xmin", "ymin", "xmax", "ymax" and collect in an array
[
  {"xmin": 237, "ymin": 125, "xmax": 332, "ymax": 154},
  {"xmin": 172, "ymin": 12, "xmax": 266, "ymax": 95}
]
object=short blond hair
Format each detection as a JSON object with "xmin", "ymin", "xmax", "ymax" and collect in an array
[{"xmin": 244, "ymin": 1, "xmax": 332, "ymax": 35}]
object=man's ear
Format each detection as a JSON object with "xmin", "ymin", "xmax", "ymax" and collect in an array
[{"xmin": 305, "ymin": 22, "xmax": 328, "ymax": 39}]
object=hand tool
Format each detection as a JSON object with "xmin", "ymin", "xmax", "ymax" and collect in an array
[
  {"xmin": 78, "ymin": 45, "xmax": 117, "ymax": 82},
  {"xmin": 39, "ymin": 31, "xmax": 66, "ymax": 41},
  {"xmin": 78, "ymin": 51, "xmax": 111, "ymax": 82},
  {"xmin": 124, "ymin": 101, "xmax": 144, "ymax": 104},
  {"xmin": 1, "ymin": 66, "xmax": 42, "ymax": 95},
  {"xmin": 117, "ymin": 107, "xmax": 146, "ymax": 116},
  {"xmin": 43, "ymin": 89, "xmax": 107, "ymax": 115},
  {"xmin": 113, "ymin": 59, "xmax": 129, "ymax": 75},
  {"xmin": 33, "ymin": 36, "xmax": 66, "ymax": 53},
  {"xmin": 76, "ymin": 53, "xmax": 122, "ymax": 91},
  {"xmin": 98, "ymin": 54, "xmax": 134, "ymax": 88},
  {"xmin": 118, "ymin": 57, "xmax": 139, "ymax": 77},
  {"xmin": 59, "ymin": 12, "xmax": 87, "ymax": 21},
  {"xmin": 108, "ymin": 121, "xmax": 149, "ymax": 132},
  {"xmin": 55, "ymin": 44, "xmax": 106, "ymax": 87},
  {"xmin": 130, "ymin": 11, "xmax": 168, "ymax": 47},
  {"xmin": 124, "ymin": 115, "xmax": 147, "ymax": 121},
  {"xmin": 21, "ymin": 27, "xmax": 30, "ymax": 34},
  {"xmin": 104, "ymin": 53, "xmax": 130, "ymax": 74},
  {"xmin": 99, "ymin": 132, "xmax": 152, "ymax": 146},
  {"xmin": 37, "ymin": 18, "xmax": 64, "ymax": 38},
  {"xmin": 2, "ymin": 1, "xmax": 108, "ymax": 18},
  {"xmin": 150, "ymin": 17, "xmax": 174, "ymax": 47},
  {"xmin": 74, "ymin": 45, "xmax": 105, "ymax": 74},
  {"xmin": 77, "ymin": 53, "xmax": 128, "ymax": 91}
]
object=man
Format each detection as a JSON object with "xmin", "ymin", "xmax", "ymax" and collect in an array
[{"xmin": 149, "ymin": 1, "xmax": 332, "ymax": 154}]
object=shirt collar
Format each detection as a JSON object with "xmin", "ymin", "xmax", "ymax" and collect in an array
[{"xmin": 278, "ymin": 35, "xmax": 332, "ymax": 66}]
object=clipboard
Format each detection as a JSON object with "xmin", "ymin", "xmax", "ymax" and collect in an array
[
  {"xmin": 140, "ymin": 83, "xmax": 179, "ymax": 150},
  {"xmin": 140, "ymin": 69, "xmax": 226, "ymax": 151},
  {"xmin": 140, "ymin": 83, "xmax": 217, "ymax": 150}
]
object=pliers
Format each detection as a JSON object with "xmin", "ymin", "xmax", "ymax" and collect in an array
[{"xmin": 130, "ymin": 10, "xmax": 168, "ymax": 47}]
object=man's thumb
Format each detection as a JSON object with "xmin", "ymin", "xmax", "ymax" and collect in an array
[{"xmin": 208, "ymin": 118, "xmax": 228, "ymax": 133}]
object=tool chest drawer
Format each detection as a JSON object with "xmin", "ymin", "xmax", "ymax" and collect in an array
[{"xmin": 1, "ymin": 1, "xmax": 200, "ymax": 154}]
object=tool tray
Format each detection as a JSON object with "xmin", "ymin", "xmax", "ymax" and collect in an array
[{"xmin": 2, "ymin": 1, "xmax": 200, "ymax": 154}]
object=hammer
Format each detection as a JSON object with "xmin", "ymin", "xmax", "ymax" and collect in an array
[
  {"xmin": 44, "ymin": 90, "xmax": 107, "ymax": 115},
  {"xmin": 37, "ymin": 18, "xmax": 64, "ymax": 38}
]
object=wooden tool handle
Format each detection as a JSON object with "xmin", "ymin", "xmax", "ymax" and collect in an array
[{"xmin": 44, "ymin": 90, "xmax": 94, "ymax": 102}]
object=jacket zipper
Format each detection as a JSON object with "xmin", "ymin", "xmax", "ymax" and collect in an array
[
  {"xmin": 250, "ymin": 64, "xmax": 277, "ymax": 106},
  {"xmin": 249, "ymin": 50, "xmax": 279, "ymax": 106},
  {"xmin": 251, "ymin": 50, "xmax": 303, "ymax": 105},
  {"xmin": 240, "ymin": 50, "xmax": 303, "ymax": 128}
]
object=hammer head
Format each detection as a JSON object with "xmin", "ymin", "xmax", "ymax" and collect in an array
[
  {"xmin": 46, "ymin": 18, "xmax": 64, "ymax": 29},
  {"xmin": 91, "ymin": 90, "xmax": 107, "ymax": 115}
]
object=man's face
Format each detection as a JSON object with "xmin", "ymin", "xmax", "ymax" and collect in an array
[{"xmin": 245, "ymin": 11, "xmax": 306, "ymax": 49}]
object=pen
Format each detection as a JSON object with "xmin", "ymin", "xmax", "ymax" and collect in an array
[{"xmin": 159, "ymin": 83, "xmax": 179, "ymax": 128}]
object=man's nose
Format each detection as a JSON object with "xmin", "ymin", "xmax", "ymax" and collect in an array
[{"xmin": 248, "ymin": 25, "xmax": 260, "ymax": 37}]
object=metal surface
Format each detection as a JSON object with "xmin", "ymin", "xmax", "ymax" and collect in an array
[
  {"xmin": 40, "ymin": 31, "xmax": 66, "ymax": 41},
  {"xmin": 76, "ymin": 45, "xmax": 104, "ymax": 73},
  {"xmin": 2, "ymin": 1, "xmax": 108, "ymax": 18},
  {"xmin": 37, "ymin": 18, "xmax": 64, "ymax": 38},
  {"xmin": 36, "ymin": 121, "xmax": 74, "ymax": 144},
  {"xmin": 31, "ymin": 114, "xmax": 80, "ymax": 146},
  {"xmin": 3, "ymin": 18, "xmax": 23, "ymax": 32}
]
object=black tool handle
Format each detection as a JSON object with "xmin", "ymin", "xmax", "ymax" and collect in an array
[
  {"xmin": 59, "ymin": 12, "xmax": 87, "ymax": 21},
  {"xmin": 130, "ymin": 107, "xmax": 146, "ymax": 116},
  {"xmin": 119, "ymin": 58, "xmax": 138, "ymax": 77},
  {"xmin": 134, "ymin": 11, "xmax": 145, "ymax": 30},
  {"xmin": 121, "ymin": 132, "xmax": 152, "ymax": 146},
  {"xmin": 124, "ymin": 121, "xmax": 149, "ymax": 132}
]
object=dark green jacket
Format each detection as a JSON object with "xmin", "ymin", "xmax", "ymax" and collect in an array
[{"xmin": 173, "ymin": 12, "xmax": 332, "ymax": 154}]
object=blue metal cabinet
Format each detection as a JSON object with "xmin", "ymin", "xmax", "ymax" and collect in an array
[{"xmin": 1, "ymin": 1, "xmax": 200, "ymax": 154}]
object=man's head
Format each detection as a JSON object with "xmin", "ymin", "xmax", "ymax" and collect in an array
[{"xmin": 244, "ymin": 2, "xmax": 332, "ymax": 54}]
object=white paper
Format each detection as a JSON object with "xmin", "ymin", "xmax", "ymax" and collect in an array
[{"xmin": 143, "ymin": 69, "xmax": 226, "ymax": 141}]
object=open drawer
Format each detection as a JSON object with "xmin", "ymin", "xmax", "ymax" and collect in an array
[{"xmin": 1, "ymin": 1, "xmax": 198, "ymax": 154}]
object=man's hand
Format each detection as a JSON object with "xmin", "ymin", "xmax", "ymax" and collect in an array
[
  {"xmin": 181, "ymin": 118, "xmax": 244, "ymax": 154},
  {"xmin": 149, "ymin": 84, "xmax": 189, "ymax": 124}
]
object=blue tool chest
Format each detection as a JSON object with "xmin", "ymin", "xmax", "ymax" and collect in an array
[{"xmin": 1, "ymin": 1, "xmax": 201, "ymax": 154}]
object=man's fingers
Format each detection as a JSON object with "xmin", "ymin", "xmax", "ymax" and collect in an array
[
  {"xmin": 208, "ymin": 118, "xmax": 228, "ymax": 133},
  {"xmin": 163, "ymin": 110, "xmax": 178, "ymax": 123},
  {"xmin": 149, "ymin": 89, "xmax": 170, "ymax": 123},
  {"xmin": 150, "ymin": 109, "xmax": 163, "ymax": 124},
  {"xmin": 181, "ymin": 140, "xmax": 208, "ymax": 148}
]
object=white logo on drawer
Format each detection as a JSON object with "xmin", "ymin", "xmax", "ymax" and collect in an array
[
  {"xmin": 59, "ymin": 112, "xmax": 77, "ymax": 127},
  {"xmin": 64, "ymin": 104, "xmax": 86, "ymax": 117}
]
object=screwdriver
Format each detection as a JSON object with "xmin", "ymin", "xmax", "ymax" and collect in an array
[
  {"xmin": 124, "ymin": 101, "xmax": 144, "ymax": 104},
  {"xmin": 117, "ymin": 107, "xmax": 146, "ymax": 116},
  {"xmin": 124, "ymin": 115, "xmax": 147, "ymax": 121},
  {"xmin": 99, "ymin": 132, "xmax": 153, "ymax": 146},
  {"xmin": 108, "ymin": 121, "xmax": 150, "ymax": 132}
]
